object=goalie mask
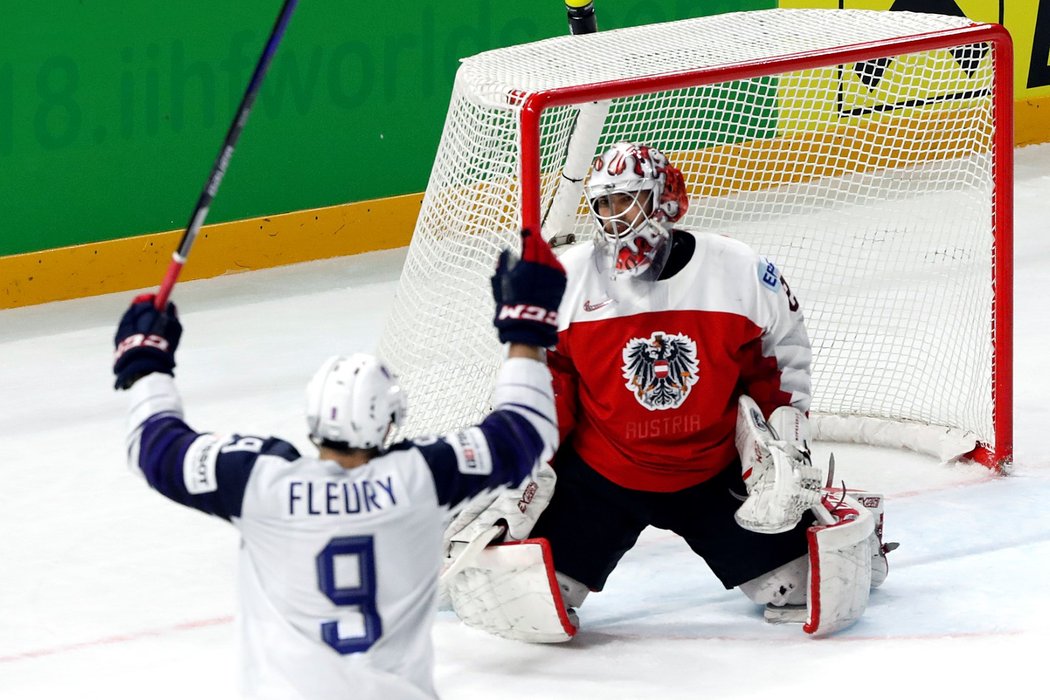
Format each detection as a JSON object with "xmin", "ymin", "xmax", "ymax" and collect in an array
[
  {"xmin": 305, "ymin": 353, "xmax": 406, "ymax": 451},
  {"xmin": 586, "ymin": 142, "xmax": 689, "ymax": 278}
]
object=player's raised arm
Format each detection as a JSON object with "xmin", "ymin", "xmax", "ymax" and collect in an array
[
  {"xmin": 113, "ymin": 295, "xmax": 192, "ymax": 492},
  {"xmin": 435, "ymin": 231, "xmax": 579, "ymax": 644},
  {"xmin": 114, "ymin": 294, "xmax": 299, "ymax": 520},
  {"xmin": 412, "ymin": 229, "xmax": 567, "ymax": 514}
]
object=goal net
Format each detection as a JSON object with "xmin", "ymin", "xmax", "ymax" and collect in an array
[{"xmin": 376, "ymin": 9, "xmax": 1013, "ymax": 468}]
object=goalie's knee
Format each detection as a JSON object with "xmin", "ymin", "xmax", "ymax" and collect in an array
[{"xmin": 738, "ymin": 555, "xmax": 808, "ymax": 606}]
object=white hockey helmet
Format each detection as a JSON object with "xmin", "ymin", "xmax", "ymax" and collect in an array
[
  {"xmin": 305, "ymin": 353, "xmax": 406, "ymax": 450},
  {"xmin": 585, "ymin": 142, "xmax": 689, "ymax": 277}
]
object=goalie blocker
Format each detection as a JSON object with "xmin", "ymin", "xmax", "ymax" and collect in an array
[{"xmin": 439, "ymin": 460, "xmax": 577, "ymax": 643}]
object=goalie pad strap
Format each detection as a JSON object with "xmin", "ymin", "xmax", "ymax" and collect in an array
[{"xmin": 446, "ymin": 538, "xmax": 577, "ymax": 643}]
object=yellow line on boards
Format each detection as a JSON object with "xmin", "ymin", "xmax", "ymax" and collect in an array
[
  {"xmin": 0, "ymin": 193, "xmax": 422, "ymax": 310},
  {"xmin": 1016, "ymin": 95, "xmax": 1050, "ymax": 146}
]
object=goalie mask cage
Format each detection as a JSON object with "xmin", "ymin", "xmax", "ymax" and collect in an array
[{"xmin": 377, "ymin": 9, "xmax": 1013, "ymax": 469}]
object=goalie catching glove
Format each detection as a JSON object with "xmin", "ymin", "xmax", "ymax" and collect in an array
[
  {"xmin": 734, "ymin": 395, "xmax": 823, "ymax": 534},
  {"xmin": 492, "ymin": 228, "xmax": 567, "ymax": 348}
]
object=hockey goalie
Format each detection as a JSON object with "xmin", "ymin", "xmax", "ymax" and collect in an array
[{"xmin": 441, "ymin": 143, "xmax": 895, "ymax": 642}]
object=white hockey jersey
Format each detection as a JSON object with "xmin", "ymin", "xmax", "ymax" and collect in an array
[
  {"xmin": 125, "ymin": 358, "xmax": 557, "ymax": 699},
  {"xmin": 549, "ymin": 229, "xmax": 811, "ymax": 492}
]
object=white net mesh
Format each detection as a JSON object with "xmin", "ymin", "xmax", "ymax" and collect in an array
[{"xmin": 376, "ymin": 9, "xmax": 1007, "ymax": 461}]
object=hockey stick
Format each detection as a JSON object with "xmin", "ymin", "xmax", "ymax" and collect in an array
[
  {"xmin": 154, "ymin": 0, "xmax": 299, "ymax": 310},
  {"xmin": 544, "ymin": 1, "xmax": 609, "ymax": 247},
  {"xmin": 565, "ymin": 0, "xmax": 597, "ymax": 34}
]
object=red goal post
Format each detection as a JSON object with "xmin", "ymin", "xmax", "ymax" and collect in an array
[{"xmin": 378, "ymin": 9, "xmax": 1014, "ymax": 469}]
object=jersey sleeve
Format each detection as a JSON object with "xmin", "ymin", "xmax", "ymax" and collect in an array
[
  {"xmin": 740, "ymin": 256, "xmax": 813, "ymax": 416},
  {"xmin": 406, "ymin": 357, "xmax": 558, "ymax": 510},
  {"xmin": 125, "ymin": 373, "xmax": 301, "ymax": 521}
]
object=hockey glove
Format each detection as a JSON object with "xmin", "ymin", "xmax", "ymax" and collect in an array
[
  {"xmin": 492, "ymin": 228, "xmax": 567, "ymax": 348},
  {"xmin": 734, "ymin": 395, "xmax": 822, "ymax": 534},
  {"xmin": 443, "ymin": 460, "xmax": 557, "ymax": 553},
  {"xmin": 113, "ymin": 293, "xmax": 182, "ymax": 390}
]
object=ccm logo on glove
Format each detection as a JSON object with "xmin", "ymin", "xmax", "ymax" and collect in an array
[
  {"xmin": 114, "ymin": 333, "xmax": 171, "ymax": 361},
  {"xmin": 497, "ymin": 304, "xmax": 559, "ymax": 326}
]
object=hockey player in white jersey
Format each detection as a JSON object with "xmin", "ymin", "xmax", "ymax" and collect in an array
[
  {"xmin": 442, "ymin": 143, "xmax": 895, "ymax": 642},
  {"xmin": 113, "ymin": 228, "xmax": 566, "ymax": 699}
]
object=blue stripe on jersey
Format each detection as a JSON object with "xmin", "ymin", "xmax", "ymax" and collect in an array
[
  {"xmin": 500, "ymin": 401, "xmax": 555, "ymax": 433},
  {"xmin": 136, "ymin": 415, "xmax": 301, "ymax": 521},
  {"xmin": 411, "ymin": 408, "xmax": 544, "ymax": 509},
  {"xmin": 484, "ymin": 406, "xmax": 546, "ymax": 470}
]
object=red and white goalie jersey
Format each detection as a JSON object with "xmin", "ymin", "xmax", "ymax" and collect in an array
[{"xmin": 549, "ymin": 230, "xmax": 812, "ymax": 492}]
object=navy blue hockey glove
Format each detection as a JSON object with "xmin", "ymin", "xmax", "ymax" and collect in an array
[
  {"xmin": 491, "ymin": 228, "xmax": 567, "ymax": 348},
  {"xmin": 113, "ymin": 293, "xmax": 183, "ymax": 390}
]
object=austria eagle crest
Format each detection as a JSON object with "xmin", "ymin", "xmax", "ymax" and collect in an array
[{"xmin": 621, "ymin": 332, "xmax": 699, "ymax": 410}]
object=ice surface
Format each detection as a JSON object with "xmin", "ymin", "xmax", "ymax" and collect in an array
[{"xmin": 2, "ymin": 145, "xmax": 1049, "ymax": 698}]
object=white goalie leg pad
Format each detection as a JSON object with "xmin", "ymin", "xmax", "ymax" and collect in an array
[
  {"xmin": 446, "ymin": 538, "xmax": 578, "ymax": 643},
  {"xmin": 757, "ymin": 490, "xmax": 894, "ymax": 627},
  {"xmin": 803, "ymin": 492, "xmax": 874, "ymax": 637},
  {"xmin": 735, "ymin": 395, "xmax": 823, "ymax": 534}
]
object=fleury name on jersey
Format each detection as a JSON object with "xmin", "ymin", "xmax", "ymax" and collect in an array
[{"xmin": 286, "ymin": 476, "xmax": 404, "ymax": 518}]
